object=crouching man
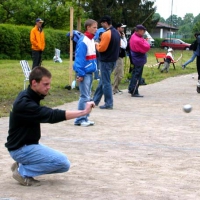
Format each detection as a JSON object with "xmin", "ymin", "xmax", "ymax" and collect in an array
[{"xmin": 5, "ymin": 66, "xmax": 95, "ymax": 186}]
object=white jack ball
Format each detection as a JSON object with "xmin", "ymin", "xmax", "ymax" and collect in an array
[{"xmin": 183, "ymin": 104, "xmax": 192, "ymax": 113}]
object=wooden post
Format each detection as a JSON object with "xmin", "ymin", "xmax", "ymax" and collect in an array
[
  {"xmin": 77, "ymin": 17, "xmax": 81, "ymax": 31},
  {"xmin": 69, "ymin": 7, "xmax": 74, "ymax": 86}
]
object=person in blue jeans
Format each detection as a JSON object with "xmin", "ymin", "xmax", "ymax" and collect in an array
[
  {"xmin": 182, "ymin": 33, "xmax": 198, "ymax": 69},
  {"xmin": 182, "ymin": 52, "xmax": 197, "ymax": 69},
  {"xmin": 94, "ymin": 28, "xmax": 105, "ymax": 80},
  {"xmin": 73, "ymin": 19, "xmax": 98, "ymax": 127},
  {"xmin": 5, "ymin": 66, "xmax": 95, "ymax": 186},
  {"xmin": 93, "ymin": 16, "xmax": 120, "ymax": 109}
]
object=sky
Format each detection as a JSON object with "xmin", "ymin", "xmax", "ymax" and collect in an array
[{"xmin": 153, "ymin": 0, "xmax": 200, "ymax": 19}]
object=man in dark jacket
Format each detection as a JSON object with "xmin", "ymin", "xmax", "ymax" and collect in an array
[
  {"xmin": 93, "ymin": 15, "xmax": 120, "ymax": 109},
  {"xmin": 5, "ymin": 67, "xmax": 95, "ymax": 186}
]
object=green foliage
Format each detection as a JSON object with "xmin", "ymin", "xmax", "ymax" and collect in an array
[
  {"xmin": 78, "ymin": 0, "xmax": 157, "ymax": 31},
  {"xmin": 0, "ymin": 24, "xmax": 69, "ymax": 60},
  {"xmin": 153, "ymin": 38, "xmax": 163, "ymax": 48}
]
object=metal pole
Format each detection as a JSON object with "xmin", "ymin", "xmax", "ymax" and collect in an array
[{"xmin": 170, "ymin": 0, "xmax": 173, "ymax": 42}]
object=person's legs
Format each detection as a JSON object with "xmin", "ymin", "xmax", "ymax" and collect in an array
[
  {"xmin": 129, "ymin": 65, "xmax": 144, "ymax": 95},
  {"xmin": 197, "ymin": 56, "xmax": 200, "ymax": 80},
  {"xmin": 100, "ymin": 61, "xmax": 116, "ymax": 107},
  {"xmin": 183, "ymin": 52, "xmax": 197, "ymax": 67},
  {"xmin": 113, "ymin": 58, "xmax": 123, "ymax": 93},
  {"xmin": 161, "ymin": 62, "xmax": 168, "ymax": 72},
  {"xmin": 9, "ymin": 144, "xmax": 70, "ymax": 178},
  {"xmin": 32, "ymin": 50, "xmax": 42, "ymax": 69},
  {"xmin": 94, "ymin": 58, "xmax": 100, "ymax": 80},
  {"xmin": 93, "ymin": 64, "xmax": 104, "ymax": 106},
  {"xmin": 75, "ymin": 74, "xmax": 93, "ymax": 124},
  {"xmin": 166, "ymin": 62, "xmax": 170, "ymax": 72}
]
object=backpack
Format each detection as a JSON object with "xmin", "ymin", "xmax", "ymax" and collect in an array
[{"xmin": 66, "ymin": 30, "xmax": 84, "ymax": 61}]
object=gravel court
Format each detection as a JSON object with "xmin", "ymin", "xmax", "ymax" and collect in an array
[{"xmin": 0, "ymin": 73, "xmax": 200, "ymax": 200}]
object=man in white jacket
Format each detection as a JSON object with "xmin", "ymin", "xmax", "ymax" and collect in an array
[{"xmin": 113, "ymin": 23, "xmax": 127, "ymax": 94}]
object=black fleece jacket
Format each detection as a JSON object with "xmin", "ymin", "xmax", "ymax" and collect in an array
[{"xmin": 5, "ymin": 86, "xmax": 66, "ymax": 151}]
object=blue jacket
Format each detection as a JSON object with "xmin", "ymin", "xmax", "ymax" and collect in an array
[{"xmin": 73, "ymin": 35, "xmax": 97, "ymax": 77}]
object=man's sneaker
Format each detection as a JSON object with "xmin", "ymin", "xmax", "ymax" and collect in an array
[
  {"xmin": 87, "ymin": 120, "xmax": 95, "ymax": 126},
  {"xmin": 182, "ymin": 65, "xmax": 186, "ymax": 69},
  {"xmin": 12, "ymin": 167, "xmax": 41, "ymax": 186},
  {"xmin": 11, "ymin": 162, "xmax": 18, "ymax": 172},
  {"xmin": 80, "ymin": 121, "xmax": 92, "ymax": 127},
  {"xmin": 99, "ymin": 105, "xmax": 113, "ymax": 110}
]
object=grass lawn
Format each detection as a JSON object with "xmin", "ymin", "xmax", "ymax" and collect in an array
[{"xmin": 0, "ymin": 48, "xmax": 197, "ymax": 117}]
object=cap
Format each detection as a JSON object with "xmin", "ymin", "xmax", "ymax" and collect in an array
[
  {"xmin": 36, "ymin": 18, "xmax": 44, "ymax": 23},
  {"xmin": 168, "ymin": 48, "xmax": 173, "ymax": 52},
  {"xmin": 100, "ymin": 16, "xmax": 112, "ymax": 23},
  {"xmin": 136, "ymin": 24, "xmax": 146, "ymax": 30},
  {"xmin": 116, "ymin": 23, "xmax": 127, "ymax": 28}
]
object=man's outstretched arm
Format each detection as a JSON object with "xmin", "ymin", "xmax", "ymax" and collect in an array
[{"xmin": 65, "ymin": 101, "xmax": 95, "ymax": 120}]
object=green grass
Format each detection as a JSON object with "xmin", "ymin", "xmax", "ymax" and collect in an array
[{"xmin": 0, "ymin": 48, "xmax": 196, "ymax": 117}]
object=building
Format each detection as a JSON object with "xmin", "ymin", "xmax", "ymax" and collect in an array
[{"xmin": 150, "ymin": 22, "xmax": 179, "ymax": 39}]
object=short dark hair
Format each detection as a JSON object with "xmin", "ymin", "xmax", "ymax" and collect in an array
[
  {"xmin": 84, "ymin": 19, "xmax": 97, "ymax": 30},
  {"xmin": 100, "ymin": 15, "xmax": 112, "ymax": 25},
  {"xmin": 29, "ymin": 66, "xmax": 52, "ymax": 85}
]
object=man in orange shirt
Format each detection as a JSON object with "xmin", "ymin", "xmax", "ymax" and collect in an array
[{"xmin": 30, "ymin": 18, "xmax": 45, "ymax": 69}]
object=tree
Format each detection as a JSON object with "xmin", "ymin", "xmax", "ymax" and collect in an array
[
  {"xmin": 166, "ymin": 15, "xmax": 180, "ymax": 27},
  {"xmin": 83, "ymin": 0, "xmax": 157, "ymax": 31}
]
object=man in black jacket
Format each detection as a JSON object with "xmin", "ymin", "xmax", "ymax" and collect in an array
[{"xmin": 5, "ymin": 66, "xmax": 95, "ymax": 186}]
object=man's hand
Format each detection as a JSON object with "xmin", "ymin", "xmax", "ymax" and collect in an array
[
  {"xmin": 84, "ymin": 101, "xmax": 95, "ymax": 114},
  {"xmin": 77, "ymin": 77, "xmax": 84, "ymax": 82},
  {"xmin": 65, "ymin": 101, "xmax": 95, "ymax": 120}
]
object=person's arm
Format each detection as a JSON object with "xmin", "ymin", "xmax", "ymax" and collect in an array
[
  {"xmin": 96, "ymin": 31, "xmax": 111, "ymax": 52},
  {"xmin": 30, "ymin": 29, "xmax": 40, "ymax": 50},
  {"xmin": 138, "ymin": 39, "xmax": 150, "ymax": 54},
  {"xmin": 65, "ymin": 101, "xmax": 95, "ymax": 120},
  {"xmin": 121, "ymin": 35, "xmax": 127, "ymax": 49}
]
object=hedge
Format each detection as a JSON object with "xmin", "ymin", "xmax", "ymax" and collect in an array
[{"xmin": 0, "ymin": 24, "xmax": 70, "ymax": 60}]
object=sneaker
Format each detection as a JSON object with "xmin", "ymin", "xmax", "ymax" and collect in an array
[
  {"xmin": 12, "ymin": 167, "xmax": 41, "ymax": 186},
  {"xmin": 182, "ymin": 65, "xmax": 186, "ymax": 69},
  {"xmin": 87, "ymin": 120, "xmax": 95, "ymax": 126},
  {"xmin": 99, "ymin": 105, "xmax": 113, "ymax": 110},
  {"xmin": 11, "ymin": 162, "xmax": 18, "ymax": 172},
  {"xmin": 80, "ymin": 121, "xmax": 92, "ymax": 127}
]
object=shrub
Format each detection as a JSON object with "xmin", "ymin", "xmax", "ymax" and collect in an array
[{"xmin": 0, "ymin": 24, "xmax": 70, "ymax": 60}]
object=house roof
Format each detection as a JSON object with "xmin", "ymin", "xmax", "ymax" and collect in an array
[{"xmin": 156, "ymin": 22, "xmax": 179, "ymax": 30}]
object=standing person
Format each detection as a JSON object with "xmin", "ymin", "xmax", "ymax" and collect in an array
[
  {"xmin": 113, "ymin": 23, "xmax": 127, "ymax": 94},
  {"xmin": 196, "ymin": 34, "xmax": 200, "ymax": 81},
  {"xmin": 73, "ymin": 19, "xmax": 97, "ymax": 127},
  {"xmin": 93, "ymin": 16, "xmax": 120, "ymax": 109},
  {"xmin": 128, "ymin": 25, "xmax": 150, "ymax": 98},
  {"xmin": 5, "ymin": 66, "xmax": 95, "ymax": 186},
  {"xmin": 30, "ymin": 18, "xmax": 45, "ymax": 69},
  {"xmin": 182, "ymin": 33, "xmax": 198, "ymax": 69},
  {"xmin": 161, "ymin": 48, "xmax": 174, "ymax": 73},
  {"xmin": 94, "ymin": 28, "xmax": 105, "ymax": 80}
]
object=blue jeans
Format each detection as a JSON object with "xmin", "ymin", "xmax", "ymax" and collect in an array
[
  {"xmin": 128, "ymin": 65, "xmax": 144, "ymax": 94},
  {"xmin": 94, "ymin": 58, "xmax": 100, "ymax": 80},
  {"xmin": 183, "ymin": 52, "xmax": 197, "ymax": 67},
  {"xmin": 75, "ymin": 73, "xmax": 93, "ymax": 124},
  {"xmin": 93, "ymin": 61, "xmax": 116, "ymax": 107},
  {"xmin": 9, "ymin": 144, "xmax": 70, "ymax": 177}
]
